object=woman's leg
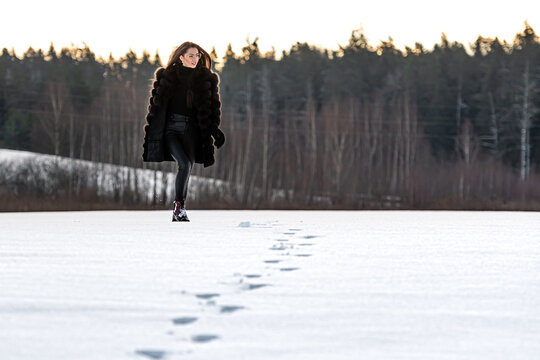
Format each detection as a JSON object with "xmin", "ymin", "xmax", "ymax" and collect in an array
[
  {"xmin": 179, "ymin": 128, "xmax": 197, "ymax": 200},
  {"xmin": 165, "ymin": 133, "xmax": 193, "ymax": 202}
]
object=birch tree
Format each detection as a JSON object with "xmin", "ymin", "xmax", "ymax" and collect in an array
[
  {"xmin": 40, "ymin": 80, "xmax": 68, "ymax": 156},
  {"xmin": 517, "ymin": 61, "xmax": 538, "ymax": 181}
]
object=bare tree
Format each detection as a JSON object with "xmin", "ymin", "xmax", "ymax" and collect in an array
[
  {"xmin": 323, "ymin": 96, "xmax": 348, "ymax": 196},
  {"xmin": 518, "ymin": 61, "xmax": 538, "ymax": 181},
  {"xmin": 240, "ymin": 75, "xmax": 255, "ymax": 205},
  {"xmin": 403, "ymin": 91, "xmax": 418, "ymax": 193},
  {"xmin": 390, "ymin": 95, "xmax": 402, "ymax": 193},
  {"xmin": 456, "ymin": 118, "xmax": 479, "ymax": 201},
  {"xmin": 363, "ymin": 94, "xmax": 383, "ymax": 196},
  {"xmin": 260, "ymin": 65, "xmax": 272, "ymax": 198},
  {"xmin": 40, "ymin": 80, "xmax": 68, "ymax": 156},
  {"xmin": 305, "ymin": 80, "xmax": 318, "ymax": 203}
]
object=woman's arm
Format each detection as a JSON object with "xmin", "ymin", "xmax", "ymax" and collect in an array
[
  {"xmin": 209, "ymin": 72, "xmax": 225, "ymax": 148},
  {"xmin": 144, "ymin": 68, "xmax": 167, "ymax": 139},
  {"xmin": 142, "ymin": 67, "xmax": 174, "ymax": 162}
]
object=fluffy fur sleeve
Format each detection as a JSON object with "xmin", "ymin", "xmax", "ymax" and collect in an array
[
  {"xmin": 141, "ymin": 67, "xmax": 176, "ymax": 162},
  {"xmin": 143, "ymin": 67, "xmax": 174, "ymax": 140},
  {"xmin": 209, "ymin": 72, "xmax": 221, "ymax": 130},
  {"xmin": 193, "ymin": 69, "xmax": 222, "ymax": 133}
]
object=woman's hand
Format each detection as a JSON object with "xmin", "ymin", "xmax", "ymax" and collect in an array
[{"xmin": 211, "ymin": 128, "xmax": 225, "ymax": 148}]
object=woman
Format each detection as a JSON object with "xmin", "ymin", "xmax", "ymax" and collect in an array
[{"xmin": 142, "ymin": 42, "xmax": 225, "ymax": 221}]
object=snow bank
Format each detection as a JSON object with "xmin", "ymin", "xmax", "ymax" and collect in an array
[{"xmin": 0, "ymin": 149, "xmax": 228, "ymax": 203}]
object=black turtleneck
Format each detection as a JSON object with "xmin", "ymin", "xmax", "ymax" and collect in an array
[{"xmin": 166, "ymin": 64, "xmax": 197, "ymax": 118}]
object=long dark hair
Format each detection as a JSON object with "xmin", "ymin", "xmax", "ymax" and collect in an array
[
  {"xmin": 166, "ymin": 41, "xmax": 212, "ymax": 70},
  {"xmin": 164, "ymin": 42, "xmax": 211, "ymax": 108}
]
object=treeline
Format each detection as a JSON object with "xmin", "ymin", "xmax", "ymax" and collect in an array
[{"xmin": 1, "ymin": 23, "xmax": 539, "ymax": 209}]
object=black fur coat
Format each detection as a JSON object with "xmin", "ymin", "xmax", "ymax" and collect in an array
[{"xmin": 141, "ymin": 64, "xmax": 222, "ymax": 167}]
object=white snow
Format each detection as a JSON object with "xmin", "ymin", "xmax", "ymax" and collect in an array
[{"xmin": 0, "ymin": 210, "xmax": 539, "ymax": 359}]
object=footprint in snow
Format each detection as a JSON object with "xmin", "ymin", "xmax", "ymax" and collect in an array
[
  {"xmin": 270, "ymin": 244, "xmax": 291, "ymax": 250},
  {"xmin": 191, "ymin": 334, "xmax": 219, "ymax": 343},
  {"xmin": 238, "ymin": 221, "xmax": 273, "ymax": 228},
  {"xmin": 172, "ymin": 316, "xmax": 198, "ymax": 325},
  {"xmin": 135, "ymin": 350, "xmax": 167, "ymax": 359},
  {"xmin": 280, "ymin": 267, "xmax": 300, "ymax": 272},
  {"xmin": 240, "ymin": 283, "xmax": 269, "ymax": 291},
  {"xmin": 244, "ymin": 274, "xmax": 261, "ymax": 278},
  {"xmin": 220, "ymin": 305, "xmax": 245, "ymax": 313},
  {"xmin": 195, "ymin": 293, "xmax": 220, "ymax": 300}
]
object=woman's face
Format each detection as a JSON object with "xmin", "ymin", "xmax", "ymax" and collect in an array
[{"xmin": 180, "ymin": 47, "xmax": 201, "ymax": 68}]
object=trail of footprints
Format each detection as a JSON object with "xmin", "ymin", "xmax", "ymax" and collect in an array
[{"xmin": 135, "ymin": 224, "xmax": 319, "ymax": 359}]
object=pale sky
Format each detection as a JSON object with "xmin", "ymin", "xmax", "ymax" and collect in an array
[{"xmin": 2, "ymin": 0, "xmax": 539, "ymax": 62}]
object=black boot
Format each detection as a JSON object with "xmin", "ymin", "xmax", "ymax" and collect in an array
[{"xmin": 172, "ymin": 199, "xmax": 190, "ymax": 222}]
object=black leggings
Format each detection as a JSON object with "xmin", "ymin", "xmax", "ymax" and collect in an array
[{"xmin": 165, "ymin": 128, "xmax": 197, "ymax": 201}]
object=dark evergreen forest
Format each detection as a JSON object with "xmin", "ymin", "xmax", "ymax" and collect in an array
[{"xmin": 1, "ymin": 24, "xmax": 539, "ymax": 210}]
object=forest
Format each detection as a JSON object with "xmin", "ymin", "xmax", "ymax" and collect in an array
[{"xmin": 0, "ymin": 23, "xmax": 539, "ymax": 210}]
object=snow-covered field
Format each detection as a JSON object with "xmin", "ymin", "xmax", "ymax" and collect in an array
[{"xmin": 1, "ymin": 210, "xmax": 539, "ymax": 359}]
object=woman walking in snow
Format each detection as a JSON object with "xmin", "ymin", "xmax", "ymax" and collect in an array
[{"xmin": 142, "ymin": 42, "xmax": 225, "ymax": 221}]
